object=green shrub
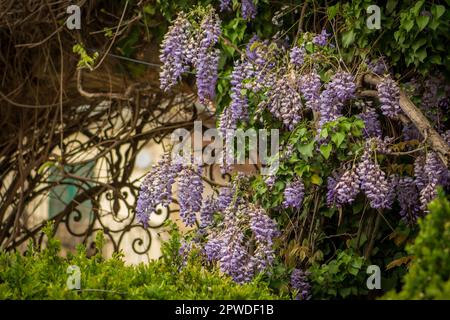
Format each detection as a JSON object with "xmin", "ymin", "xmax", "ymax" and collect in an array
[
  {"xmin": 309, "ymin": 249, "xmax": 367, "ymax": 299},
  {"xmin": 384, "ymin": 189, "xmax": 450, "ymax": 299},
  {"xmin": 0, "ymin": 223, "xmax": 285, "ymax": 300}
]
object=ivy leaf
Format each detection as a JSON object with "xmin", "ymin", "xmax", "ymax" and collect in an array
[
  {"xmin": 416, "ymin": 15, "xmax": 430, "ymax": 31},
  {"xmin": 297, "ymin": 141, "xmax": 315, "ymax": 159},
  {"xmin": 320, "ymin": 144, "xmax": 333, "ymax": 159},
  {"xmin": 331, "ymin": 132, "xmax": 345, "ymax": 148}
]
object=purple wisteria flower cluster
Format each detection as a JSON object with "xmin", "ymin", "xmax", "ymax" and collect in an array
[
  {"xmin": 327, "ymin": 139, "xmax": 395, "ymax": 210},
  {"xmin": 283, "ymin": 178, "xmax": 305, "ymax": 209},
  {"xmin": 312, "ymin": 29, "xmax": 331, "ymax": 46},
  {"xmin": 357, "ymin": 106, "xmax": 382, "ymax": 138},
  {"xmin": 136, "ymin": 154, "xmax": 181, "ymax": 227},
  {"xmin": 136, "ymin": 154, "xmax": 204, "ymax": 228},
  {"xmin": 290, "ymin": 268, "xmax": 311, "ymax": 300},
  {"xmin": 318, "ymin": 71, "xmax": 356, "ymax": 128},
  {"xmin": 377, "ymin": 76, "xmax": 401, "ymax": 118},
  {"xmin": 414, "ymin": 151, "xmax": 449, "ymax": 211},
  {"xmin": 203, "ymin": 201, "xmax": 279, "ymax": 283},
  {"xmin": 178, "ymin": 166, "xmax": 204, "ymax": 227},
  {"xmin": 220, "ymin": 0, "xmax": 256, "ymax": 20},
  {"xmin": 159, "ymin": 8, "xmax": 221, "ymax": 104}
]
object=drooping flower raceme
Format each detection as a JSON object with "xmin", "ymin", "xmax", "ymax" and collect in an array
[
  {"xmin": 283, "ymin": 178, "xmax": 305, "ymax": 209},
  {"xmin": 318, "ymin": 71, "xmax": 356, "ymax": 127},
  {"xmin": 136, "ymin": 154, "xmax": 180, "ymax": 227},
  {"xmin": 418, "ymin": 151, "xmax": 449, "ymax": 211},
  {"xmin": 192, "ymin": 11, "xmax": 222, "ymax": 104},
  {"xmin": 178, "ymin": 165, "xmax": 204, "ymax": 227},
  {"xmin": 357, "ymin": 149, "xmax": 391, "ymax": 209},
  {"xmin": 241, "ymin": 0, "xmax": 257, "ymax": 20},
  {"xmin": 290, "ymin": 268, "xmax": 311, "ymax": 300},
  {"xmin": 396, "ymin": 176, "xmax": 420, "ymax": 224},
  {"xmin": 377, "ymin": 76, "xmax": 401, "ymax": 118},
  {"xmin": 199, "ymin": 195, "xmax": 217, "ymax": 228},
  {"xmin": 299, "ymin": 71, "xmax": 321, "ymax": 112},
  {"xmin": 266, "ymin": 73, "xmax": 303, "ymax": 130},
  {"xmin": 290, "ymin": 46, "xmax": 305, "ymax": 67},
  {"xmin": 159, "ymin": 9, "xmax": 221, "ymax": 104},
  {"xmin": 312, "ymin": 29, "xmax": 331, "ymax": 46},
  {"xmin": 358, "ymin": 107, "xmax": 382, "ymax": 138},
  {"xmin": 249, "ymin": 206, "xmax": 279, "ymax": 272},
  {"xmin": 219, "ymin": 0, "xmax": 231, "ymax": 12},
  {"xmin": 159, "ymin": 13, "xmax": 192, "ymax": 92},
  {"xmin": 332, "ymin": 167, "xmax": 360, "ymax": 207}
]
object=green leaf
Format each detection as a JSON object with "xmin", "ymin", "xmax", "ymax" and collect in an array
[
  {"xmin": 403, "ymin": 19, "xmax": 414, "ymax": 32},
  {"xmin": 416, "ymin": 15, "xmax": 430, "ymax": 31},
  {"xmin": 342, "ymin": 30, "xmax": 355, "ymax": 48},
  {"xmin": 416, "ymin": 48, "xmax": 427, "ymax": 62},
  {"xmin": 331, "ymin": 132, "xmax": 346, "ymax": 148},
  {"xmin": 386, "ymin": 0, "xmax": 397, "ymax": 14},
  {"xmin": 412, "ymin": 0, "xmax": 425, "ymax": 16},
  {"xmin": 320, "ymin": 144, "xmax": 333, "ymax": 160},
  {"xmin": 297, "ymin": 141, "xmax": 315, "ymax": 159},
  {"xmin": 431, "ymin": 5, "xmax": 445, "ymax": 20},
  {"xmin": 320, "ymin": 128, "xmax": 329, "ymax": 138},
  {"xmin": 429, "ymin": 55, "xmax": 442, "ymax": 64},
  {"xmin": 311, "ymin": 174, "xmax": 323, "ymax": 185},
  {"xmin": 327, "ymin": 4, "xmax": 340, "ymax": 20},
  {"xmin": 412, "ymin": 37, "xmax": 427, "ymax": 52}
]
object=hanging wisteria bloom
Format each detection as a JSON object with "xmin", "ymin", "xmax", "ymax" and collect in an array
[
  {"xmin": 299, "ymin": 71, "xmax": 321, "ymax": 112},
  {"xmin": 318, "ymin": 71, "xmax": 356, "ymax": 127},
  {"xmin": 418, "ymin": 151, "xmax": 449, "ymax": 211},
  {"xmin": 312, "ymin": 29, "xmax": 331, "ymax": 46},
  {"xmin": 283, "ymin": 178, "xmax": 305, "ymax": 209},
  {"xmin": 266, "ymin": 73, "xmax": 303, "ymax": 130},
  {"xmin": 159, "ymin": 13, "xmax": 192, "ymax": 91},
  {"xmin": 290, "ymin": 268, "xmax": 311, "ymax": 300},
  {"xmin": 358, "ymin": 107, "xmax": 382, "ymax": 138},
  {"xmin": 199, "ymin": 195, "xmax": 217, "ymax": 228},
  {"xmin": 194, "ymin": 10, "xmax": 221, "ymax": 103},
  {"xmin": 357, "ymin": 149, "xmax": 391, "ymax": 209},
  {"xmin": 396, "ymin": 176, "xmax": 420, "ymax": 224},
  {"xmin": 136, "ymin": 154, "xmax": 180, "ymax": 227},
  {"xmin": 332, "ymin": 167, "xmax": 360, "ymax": 207},
  {"xmin": 178, "ymin": 165, "xmax": 204, "ymax": 227},
  {"xmin": 241, "ymin": 0, "xmax": 257, "ymax": 20},
  {"xmin": 377, "ymin": 76, "xmax": 401, "ymax": 118},
  {"xmin": 367, "ymin": 57, "xmax": 388, "ymax": 75},
  {"xmin": 249, "ymin": 205, "xmax": 279, "ymax": 272},
  {"xmin": 219, "ymin": 0, "xmax": 231, "ymax": 12},
  {"xmin": 217, "ymin": 187, "xmax": 234, "ymax": 210},
  {"xmin": 159, "ymin": 9, "xmax": 221, "ymax": 104},
  {"xmin": 290, "ymin": 46, "xmax": 305, "ymax": 67}
]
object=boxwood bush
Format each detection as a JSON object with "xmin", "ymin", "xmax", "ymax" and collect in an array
[{"xmin": 0, "ymin": 223, "xmax": 285, "ymax": 300}]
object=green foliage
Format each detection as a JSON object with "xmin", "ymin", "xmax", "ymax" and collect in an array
[
  {"xmin": 0, "ymin": 222, "xmax": 284, "ymax": 300},
  {"xmin": 334, "ymin": 0, "xmax": 450, "ymax": 75},
  {"xmin": 384, "ymin": 190, "xmax": 450, "ymax": 299},
  {"xmin": 309, "ymin": 250, "xmax": 368, "ymax": 299},
  {"xmin": 72, "ymin": 44, "xmax": 98, "ymax": 70}
]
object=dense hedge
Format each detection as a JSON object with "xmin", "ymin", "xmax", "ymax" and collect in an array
[
  {"xmin": 384, "ymin": 189, "xmax": 450, "ymax": 299},
  {"xmin": 0, "ymin": 224, "xmax": 285, "ymax": 300}
]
